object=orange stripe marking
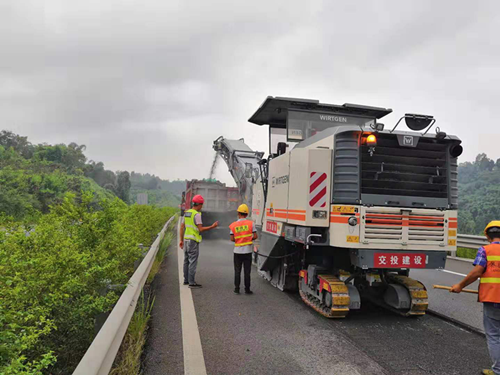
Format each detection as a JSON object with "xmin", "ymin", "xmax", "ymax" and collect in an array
[
  {"xmin": 288, "ymin": 214, "xmax": 306, "ymax": 221},
  {"xmin": 331, "ymin": 217, "xmax": 350, "ymax": 224}
]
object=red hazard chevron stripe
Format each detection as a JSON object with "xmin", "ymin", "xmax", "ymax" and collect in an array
[
  {"xmin": 309, "ymin": 172, "xmax": 327, "ymax": 208},
  {"xmin": 309, "ymin": 172, "xmax": 327, "ymax": 193}
]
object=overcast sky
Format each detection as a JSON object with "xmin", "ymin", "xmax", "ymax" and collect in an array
[{"xmin": 1, "ymin": 1, "xmax": 499, "ymax": 186}]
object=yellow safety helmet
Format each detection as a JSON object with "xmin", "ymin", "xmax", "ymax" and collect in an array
[
  {"xmin": 484, "ymin": 221, "xmax": 500, "ymax": 236},
  {"xmin": 237, "ymin": 204, "xmax": 249, "ymax": 214}
]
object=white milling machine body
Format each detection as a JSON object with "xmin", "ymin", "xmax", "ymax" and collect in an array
[{"xmin": 246, "ymin": 96, "xmax": 463, "ymax": 318}]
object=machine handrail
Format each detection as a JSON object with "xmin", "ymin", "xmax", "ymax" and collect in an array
[{"xmin": 73, "ymin": 215, "xmax": 176, "ymax": 375}]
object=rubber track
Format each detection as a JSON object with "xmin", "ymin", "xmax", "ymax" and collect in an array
[
  {"xmin": 384, "ymin": 274, "xmax": 429, "ymax": 316},
  {"xmin": 298, "ymin": 276, "xmax": 350, "ymax": 319}
]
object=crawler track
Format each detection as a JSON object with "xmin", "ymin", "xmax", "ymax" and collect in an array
[
  {"xmin": 298, "ymin": 275, "xmax": 350, "ymax": 318},
  {"xmin": 363, "ymin": 274, "xmax": 429, "ymax": 317},
  {"xmin": 299, "ymin": 272, "xmax": 429, "ymax": 319},
  {"xmin": 386, "ymin": 274, "xmax": 429, "ymax": 316}
]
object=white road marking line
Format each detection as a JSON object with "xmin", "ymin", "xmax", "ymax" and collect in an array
[
  {"xmin": 177, "ymin": 220, "xmax": 207, "ymax": 375},
  {"xmin": 439, "ymin": 269, "xmax": 467, "ymax": 277}
]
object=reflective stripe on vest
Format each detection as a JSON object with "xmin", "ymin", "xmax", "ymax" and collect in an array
[
  {"xmin": 229, "ymin": 219, "xmax": 254, "ymax": 247},
  {"xmin": 479, "ymin": 244, "xmax": 500, "ymax": 303},
  {"xmin": 184, "ymin": 209, "xmax": 202, "ymax": 243}
]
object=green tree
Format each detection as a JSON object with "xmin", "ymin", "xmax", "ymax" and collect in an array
[
  {"xmin": 0, "ymin": 130, "xmax": 34, "ymax": 158},
  {"xmin": 116, "ymin": 171, "xmax": 131, "ymax": 203}
]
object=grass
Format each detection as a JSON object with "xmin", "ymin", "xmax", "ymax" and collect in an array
[
  {"xmin": 111, "ymin": 215, "xmax": 176, "ymax": 374},
  {"xmin": 147, "ymin": 230, "xmax": 174, "ymax": 284},
  {"xmin": 456, "ymin": 247, "xmax": 478, "ymax": 260},
  {"xmin": 110, "ymin": 292, "xmax": 155, "ymax": 375}
]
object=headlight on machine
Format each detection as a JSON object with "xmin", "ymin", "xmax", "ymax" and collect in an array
[
  {"xmin": 313, "ymin": 210, "xmax": 327, "ymax": 219},
  {"xmin": 348, "ymin": 217, "xmax": 358, "ymax": 226}
]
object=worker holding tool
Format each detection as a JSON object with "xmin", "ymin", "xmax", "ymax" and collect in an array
[
  {"xmin": 179, "ymin": 195, "xmax": 218, "ymax": 288},
  {"xmin": 229, "ymin": 204, "xmax": 258, "ymax": 295},
  {"xmin": 450, "ymin": 221, "xmax": 500, "ymax": 375}
]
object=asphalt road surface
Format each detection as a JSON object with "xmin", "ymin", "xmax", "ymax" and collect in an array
[
  {"xmin": 412, "ymin": 257, "xmax": 482, "ymax": 332},
  {"xmin": 144, "ymin": 235, "xmax": 491, "ymax": 375}
]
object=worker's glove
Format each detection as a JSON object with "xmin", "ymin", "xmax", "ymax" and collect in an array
[{"xmin": 179, "ymin": 240, "xmax": 184, "ymax": 249}]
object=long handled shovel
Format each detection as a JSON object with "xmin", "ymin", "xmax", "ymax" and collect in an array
[{"xmin": 433, "ymin": 285, "xmax": 478, "ymax": 294}]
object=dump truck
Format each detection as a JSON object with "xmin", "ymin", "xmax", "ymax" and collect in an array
[
  {"xmin": 184, "ymin": 179, "xmax": 240, "ymax": 238},
  {"xmin": 214, "ymin": 96, "xmax": 463, "ymax": 318}
]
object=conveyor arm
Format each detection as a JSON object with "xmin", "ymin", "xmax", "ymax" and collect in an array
[{"xmin": 212, "ymin": 136, "xmax": 264, "ymax": 209}]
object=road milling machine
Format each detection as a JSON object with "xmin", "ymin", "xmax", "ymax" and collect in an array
[{"xmin": 214, "ymin": 96, "xmax": 463, "ymax": 318}]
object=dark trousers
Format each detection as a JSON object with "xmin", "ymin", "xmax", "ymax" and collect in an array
[
  {"xmin": 234, "ymin": 253, "xmax": 252, "ymax": 291},
  {"xmin": 183, "ymin": 240, "xmax": 199, "ymax": 284}
]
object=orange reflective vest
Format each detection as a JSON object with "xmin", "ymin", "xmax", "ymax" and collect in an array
[
  {"xmin": 479, "ymin": 244, "xmax": 500, "ymax": 303},
  {"xmin": 229, "ymin": 219, "xmax": 254, "ymax": 247}
]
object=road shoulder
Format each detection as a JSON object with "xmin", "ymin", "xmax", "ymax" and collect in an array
[{"xmin": 143, "ymin": 240, "xmax": 184, "ymax": 375}]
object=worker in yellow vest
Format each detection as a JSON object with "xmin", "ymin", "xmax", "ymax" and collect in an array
[
  {"xmin": 451, "ymin": 221, "xmax": 500, "ymax": 375},
  {"xmin": 179, "ymin": 195, "xmax": 218, "ymax": 288},
  {"xmin": 229, "ymin": 204, "xmax": 258, "ymax": 294}
]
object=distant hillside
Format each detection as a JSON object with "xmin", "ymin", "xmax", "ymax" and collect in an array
[
  {"xmin": 458, "ymin": 153, "xmax": 500, "ymax": 235},
  {"xmin": 130, "ymin": 172, "xmax": 185, "ymax": 207},
  {"xmin": 0, "ymin": 131, "xmax": 116, "ymax": 221},
  {"xmin": 0, "ymin": 131, "xmax": 183, "ymax": 221}
]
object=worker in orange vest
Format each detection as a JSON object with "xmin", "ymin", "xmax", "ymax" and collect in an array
[
  {"xmin": 229, "ymin": 204, "xmax": 258, "ymax": 295},
  {"xmin": 451, "ymin": 221, "xmax": 500, "ymax": 375}
]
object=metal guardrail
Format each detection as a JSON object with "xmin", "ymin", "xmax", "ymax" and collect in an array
[
  {"xmin": 73, "ymin": 215, "xmax": 176, "ymax": 375},
  {"xmin": 457, "ymin": 234, "xmax": 489, "ymax": 249},
  {"xmin": 453, "ymin": 233, "xmax": 489, "ymax": 256}
]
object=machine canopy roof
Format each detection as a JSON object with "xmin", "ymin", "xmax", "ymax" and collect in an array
[{"xmin": 248, "ymin": 96, "xmax": 393, "ymax": 128}]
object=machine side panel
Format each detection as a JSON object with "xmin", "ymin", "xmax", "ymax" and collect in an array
[
  {"xmin": 300, "ymin": 132, "xmax": 335, "ymax": 150},
  {"xmin": 287, "ymin": 148, "xmax": 309, "ymax": 225},
  {"xmin": 265, "ymin": 153, "xmax": 290, "ymax": 223},
  {"xmin": 330, "ymin": 204, "xmax": 361, "ymax": 247},
  {"xmin": 304, "ymin": 149, "xmax": 332, "ymax": 227},
  {"xmin": 251, "ymin": 177, "xmax": 265, "ymax": 227}
]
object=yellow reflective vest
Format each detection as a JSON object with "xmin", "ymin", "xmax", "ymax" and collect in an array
[{"xmin": 184, "ymin": 209, "xmax": 202, "ymax": 243}]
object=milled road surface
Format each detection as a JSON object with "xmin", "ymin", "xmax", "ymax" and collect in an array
[{"xmin": 144, "ymin": 236, "xmax": 491, "ymax": 375}]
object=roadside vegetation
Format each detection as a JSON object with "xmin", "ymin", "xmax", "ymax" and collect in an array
[
  {"xmin": 0, "ymin": 193, "xmax": 176, "ymax": 374},
  {"xmin": 458, "ymin": 153, "xmax": 500, "ymax": 235},
  {"xmin": 148, "ymin": 226, "xmax": 175, "ymax": 284},
  {"xmin": 110, "ymin": 293, "xmax": 155, "ymax": 375},
  {"xmin": 0, "ymin": 131, "xmax": 179, "ymax": 374},
  {"xmin": 456, "ymin": 247, "xmax": 479, "ymax": 260}
]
